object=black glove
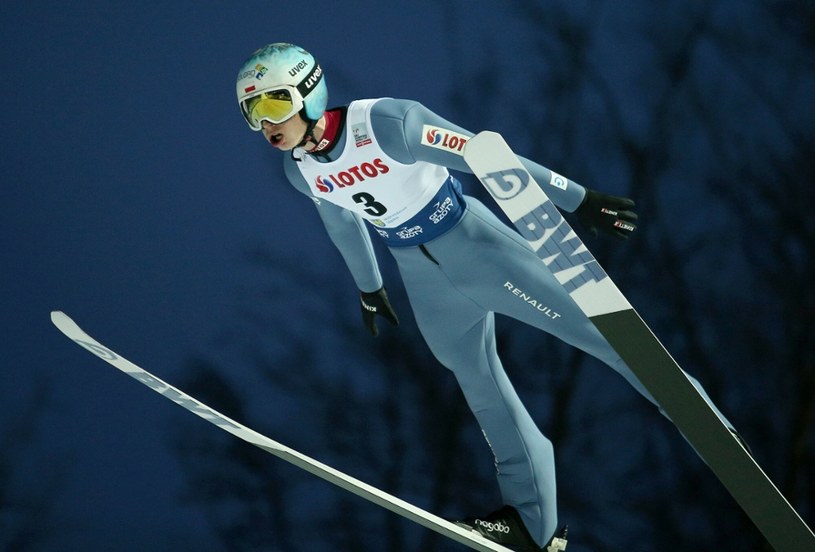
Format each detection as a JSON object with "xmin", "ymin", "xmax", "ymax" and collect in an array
[
  {"xmin": 360, "ymin": 287, "xmax": 399, "ymax": 337},
  {"xmin": 574, "ymin": 189, "xmax": 638, "ymax": 240}
]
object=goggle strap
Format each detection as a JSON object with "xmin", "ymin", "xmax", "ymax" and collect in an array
[{"xmin": 296, "ymin": 63, "xmax": 323, "ymax": 100}]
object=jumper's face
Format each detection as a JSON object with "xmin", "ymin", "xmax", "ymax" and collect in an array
[{"xmin": 261, "ymin": 116, "xmax": 307, "ymax": 151}]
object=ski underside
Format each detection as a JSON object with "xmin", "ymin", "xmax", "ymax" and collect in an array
[
  {"xmin": 50, "ymin": 311, "xmax": 513, "ymax": 552},
  {"xmin": 462, "ymin": 131, "xmax": 814, "ymax": 552}
]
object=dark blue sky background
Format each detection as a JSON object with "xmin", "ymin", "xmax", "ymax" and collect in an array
[{"xmin": 2, "ymin": 1, "xmax": 813, "ymax": 551}]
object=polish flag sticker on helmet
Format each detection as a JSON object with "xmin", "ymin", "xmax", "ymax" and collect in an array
[{"xmin": 421, "ymin": 125, "xmax": 469, "ymax": 155}]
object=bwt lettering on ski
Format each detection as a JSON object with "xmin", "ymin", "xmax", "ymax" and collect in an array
[{"xmin": 480, "ymin": 167, "xmax": 609, "ymax": 295}]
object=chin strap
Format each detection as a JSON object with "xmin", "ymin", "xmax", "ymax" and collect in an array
[
  {"xmin": 296, "ymin": 110, "xmax": 333, "ymax": 154},
  {"xmin": 291, "ymin": 118, "xmax": 320, "ymax": 162},
  {"xmin": 296, "ymin": 121, "xmax": 318, "ymax": 149},
  {"xmin": 294, "ymin": 110, "xmax": 321, "ymax": 149}
]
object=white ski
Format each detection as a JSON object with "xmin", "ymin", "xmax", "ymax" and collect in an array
[
  {"xmin": 463, "ymin": 131, "xmax": 815, "ymax": 552},
  {"xmin": 50, "ymin": 311, "xmax": 512, "ymax": 552}
]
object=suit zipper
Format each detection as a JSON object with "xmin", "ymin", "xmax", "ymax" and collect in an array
[{"xmin": 419, "ymin": 244, "xmax": 440, "ymax": 265}]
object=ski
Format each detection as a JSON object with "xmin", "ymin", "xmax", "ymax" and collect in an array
[
  {"xmin": 50, "ymin": 311, "xmax": 512, "ymax": 552},
  {"xmin": 463, "ymin": 131, "xmax": 815, "ymax": 552}
]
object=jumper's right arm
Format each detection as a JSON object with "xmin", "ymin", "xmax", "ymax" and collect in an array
[{"xmin": 282, "ymin": 155, "xmax": 384, "ymax": 294}]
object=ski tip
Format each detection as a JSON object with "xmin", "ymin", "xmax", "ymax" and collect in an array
[
  {"xmin": 463, "ymin": 131, "xmax": 510, "ymax": 159},
  {"xmin": 471, "ymin": 130, "xmax": 503, "ymax": 140},
  {"xmin": 467, "ymin": 130, "xmax": 505, "ymax": 144},
  {"xmin": 51, "ymin": 311, "xmax": 76, "ymax": 333}
]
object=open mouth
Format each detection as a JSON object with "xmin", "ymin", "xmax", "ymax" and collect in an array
[{"xmin": 269, "ymin": 133, "xmax": 283, "ymax": 145}]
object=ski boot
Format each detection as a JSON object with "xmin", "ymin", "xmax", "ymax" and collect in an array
[{"xmin": 454, "ymin": 505, "xmax": 568, "ymax": 551}]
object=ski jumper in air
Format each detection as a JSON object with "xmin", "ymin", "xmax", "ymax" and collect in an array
[{"xmin": 236, "ymin": 43, "xmax": 737, "ymax": 550}]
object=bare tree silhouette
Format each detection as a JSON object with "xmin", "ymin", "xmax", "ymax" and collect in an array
[{"xmin": 0, "ymin": 381, "xmax": 72, "ymax": 551}]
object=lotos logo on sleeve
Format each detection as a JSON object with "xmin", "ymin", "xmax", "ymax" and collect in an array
[{"xmin": 421, "ymin": 125, "xmax": 469, "ymax": 155}]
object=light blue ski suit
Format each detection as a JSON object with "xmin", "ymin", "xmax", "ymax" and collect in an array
[{"xmin": 281, "ymin": 98, "xmax": 732, "ymax": 546}]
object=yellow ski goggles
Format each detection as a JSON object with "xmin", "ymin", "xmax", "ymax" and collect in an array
[{"xmin": 240, "ymin": 86, "xmax": 303, "ymax": 130}]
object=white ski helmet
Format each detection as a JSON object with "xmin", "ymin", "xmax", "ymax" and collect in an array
[{"xmin": 236, "ymin": 43, "xmax": 327, "ymax": 131}]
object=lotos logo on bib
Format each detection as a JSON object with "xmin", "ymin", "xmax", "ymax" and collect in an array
[{"xmin": 314, "ymin": 158, "xmax": 390, "ymax": 193}]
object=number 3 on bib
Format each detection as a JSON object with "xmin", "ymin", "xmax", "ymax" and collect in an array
[{"xmin": 352, "ymin": 192, "xmax": 387, "ymax": 216}]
